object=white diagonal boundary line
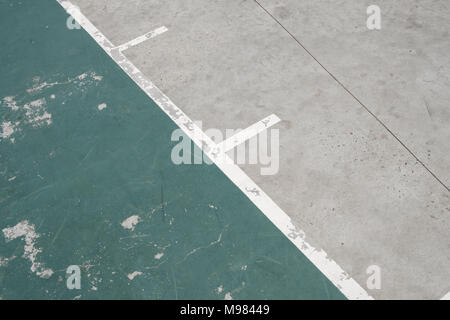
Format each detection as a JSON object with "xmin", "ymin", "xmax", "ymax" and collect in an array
[
  {"xmin": 58, "ymin": 0, "xmax": 372, "ymax": 300},
  {"xmin": 218, "ymin": 114, "xmax": 280, "ymax": 152},
  {"xmin": 441, "ymin": 292, "xmax": 450, "ymax": 300},
  {"xmin": 113, "ymin": 26, "xmax": 168, "ymax": 52}
]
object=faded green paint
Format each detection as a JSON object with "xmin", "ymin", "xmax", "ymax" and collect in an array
[{"xmin": 0, "ymin": 0, "xmax": 344, "ymax": 299}]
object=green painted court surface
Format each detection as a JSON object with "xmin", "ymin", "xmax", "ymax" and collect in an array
[{"xmin": 0, "ymin": 0, "xmax": 344, "ymax": 299}]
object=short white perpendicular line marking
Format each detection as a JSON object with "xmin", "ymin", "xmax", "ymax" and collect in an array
[
  {"xmin": 217, "ymin": 114, "xmax": 281, "ymax": 152},
  {"xmin": 441, "ymin": 292, "xmax": 450, "ymax": 300},
  {"xmin": 114, "ymin": 26, "xmax": 168, "ymax": 52},
  {"xmin": 56, "ymin": 0, "xmax": 372, "ymax": 300}
]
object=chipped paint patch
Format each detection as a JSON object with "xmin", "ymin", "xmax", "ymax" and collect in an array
[
  {"xmin": 0, "ymin": 256, "xmax": 15, "ymax": 267},
  {"xmin": 1, "ymin": 94, "xmax": 53, "ymax": 143},
  {"xmin": 23, "ymin": 98, "xmax": 52, "ymax": 127},
  {"xmin": 154, "ymin": 253, "xmax": 164, "ymax": 260},
  {"xmin": 2, "ymin": 221, "xmax": 53, "ymax": 279},
  {"xmin": 98, "ymin": 103, "xmax": 107, "ymax": 111},
  {"xmin": 26, "ymin": 71, "xmax": 103, "ymax": 94},
  {"xmin": 121, "ymin": 215, "xmax": 141, "ymax": 231},
  {"xmin": 224, "ymin": 292, "xmax": 233, "ymax": 300},
  {"xmin": 127, "ymin": 271, "xmax": 143, "ymax": 280},
  {"xmin": 216, "ymin": 285, "xmax": 224, "ymax": 294},
  {"xmin": 1, "ymin": 121, "xmax": 16, "ymax": 141},
  {"xmin": 26, "ymin": 81, "xmax": 59, "ymax": 94},
  {"xmin": 3, "ymin": 96, "xmax": 19, "ymax": 111}
]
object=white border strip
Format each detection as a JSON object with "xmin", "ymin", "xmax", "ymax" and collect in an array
[
  {"xmin": 218, "ymin": 114, "xmax": 281, "ymax": 152},
  {"xmin": 57, "ymin": 0, "xmax": 372, "ymax": 300},
  {"xmin": 114, "ymin": 26, "xmax": 168, "ymax": 52}
]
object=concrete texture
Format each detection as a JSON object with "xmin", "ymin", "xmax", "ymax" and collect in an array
[
  {"xmin": 258, "ymin": 0, "xmax": 450, "ymax": 189},
  {"xmin": 65, "ymin": 0, "xmax": 450, "ymax": 299}
]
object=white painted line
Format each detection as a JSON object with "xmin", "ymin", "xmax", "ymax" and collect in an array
[
  {"xmin": 441, "ymin": 292, "xmax": 450, "ymax": 300},
  {"xmin": 114, "ymin": 26, "xmax": 168, "ymax": 52},
  {"xmin": 218, "ymin": 114, "xmax": 281, "ymax": 152},
  {"xmin": 57, "ymin": 0, "xmax": 372, "ymax": 300}
]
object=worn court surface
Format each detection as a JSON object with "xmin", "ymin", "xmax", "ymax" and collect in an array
[{"xmin": 0, "ymin": 0, "xmax": 449, "ymax": 300}]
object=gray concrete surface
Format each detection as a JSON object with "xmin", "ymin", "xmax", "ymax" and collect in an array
[
  {"xmin": 258, "ymin": 0, "xmax": 450, "ymax": 188},
  {"xmin": 69, "ymin": 0, "xmax": 450, "ymax": 299}
]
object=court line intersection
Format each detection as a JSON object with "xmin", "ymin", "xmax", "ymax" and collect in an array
[{"xmin": 57, "ymin": 0, "xmax": 372, "ymax": 300}]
